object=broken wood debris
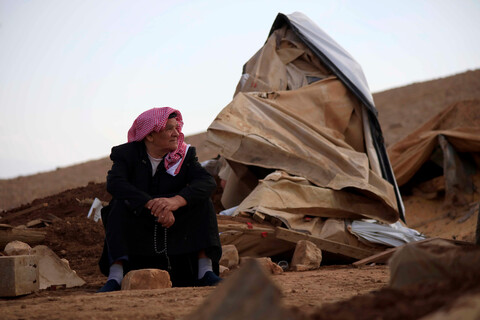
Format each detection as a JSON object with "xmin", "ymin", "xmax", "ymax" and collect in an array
[
  {"xmin": 275, "ymin": 227, "xmax": 377, "ymax": 260},
  {"xmin": 0, "ymin": 203, "xmax": 48, "ymax": 223},
  {"xmin": 352, "ymin": 237, "xmax": 477, "ymax": 267},
  {"xmin": 217, "ymin": 223, "xmax": 275, "ymax": 236},
  {"xmin": 26, "ymin": 219, "xmax": 51, "ymax": 228},
  {"xmin": 0, "ymin": 227, "xmax": 46, "ymax": 248}
]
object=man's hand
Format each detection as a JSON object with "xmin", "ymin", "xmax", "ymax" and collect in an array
[
  {"xmin": 146, "ymin": 196, "xmax": 187, "ymax": 228},
  {"xmin": 154, "ymin": 210, "xmax": 175, "ymax": 228}
]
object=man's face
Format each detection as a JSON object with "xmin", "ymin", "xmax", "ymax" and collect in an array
[{"xmin": 147, "ymin": 118, "xmax": 180, "ymax": 155}]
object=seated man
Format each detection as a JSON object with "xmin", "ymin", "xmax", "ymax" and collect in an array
[{"xmin": 98, "ymin": 107, "xmax": 222, "ymax": 292}]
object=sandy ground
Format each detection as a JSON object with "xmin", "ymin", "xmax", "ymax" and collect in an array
[
  {"xmin": 0, "ymin": 172, "xmax": 478, "ymax": 319},
  {"xmin": 0, "ymin": 265, "xmax": 390, "ymax": 320}
]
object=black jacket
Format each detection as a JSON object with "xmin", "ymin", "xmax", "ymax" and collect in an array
[{"xmin": 106, "ymin": 141, "xmax": 220, "ymax": 257}]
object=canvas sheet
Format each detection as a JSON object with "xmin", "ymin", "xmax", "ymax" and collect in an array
[
  {"xmin": 236, "ymin": 171, "xmax": 398, "ymax": 224},
  {"xmin": 207, "ymin": 79, "xmax": 398, "ymax": 218},
  {"xmin": 388, "ymin": 100, "xmax": 480, "ymax": 186}
]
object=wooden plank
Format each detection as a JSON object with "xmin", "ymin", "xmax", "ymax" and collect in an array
[
  {"xmin": 351, "ymin": 247, "xmax": 398, "ymax": 267},
  {"xmin": 274, "ymin": 227, "xmax": 376, "ymax": 260},
  {"xmin": 266, "ymin": 216, "xmax": 283, "ymax": 227},
  {"xmin": 252, "ymin": 212, "xmax": 266, "ymax": 223},
  {"xmin": 0, "ymin": 228, "xmax": 46, "ymax": 248},
  {"xmin": 218, "ymin": 224, "xmax": 275, "ymax": 236},
  {"xmin": 0, "ymin": 203, "xmax": 48, "ymax": 222},
  {"xmin": 352, "ymin": 237, "xmax": 476, "ymax": 267}
]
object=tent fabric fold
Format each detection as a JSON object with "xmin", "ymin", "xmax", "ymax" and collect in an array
[
  {"xmin": 235, "ymin": 171, "xmax": 398, "ymax": 224},
  {"xmin": 388, "ymin": 100, "xmax": 480, "ymax": 186}
]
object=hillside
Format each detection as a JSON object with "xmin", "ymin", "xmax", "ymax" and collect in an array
[{"xmin": 374, "ymin": 69, "xmax": 480, "ymax": 147}]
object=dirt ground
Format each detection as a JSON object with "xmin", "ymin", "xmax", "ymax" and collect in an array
[
  {"xmin": 1, "ymin": 70, "xmax": 480, "ymax": 319},
  {"xmin": 0, "ymin": 182, "xmax": 479, "ymax": 319},
  {"xmin": 0, "ymin": 183, "xmax": 392, "ymax": 320}
]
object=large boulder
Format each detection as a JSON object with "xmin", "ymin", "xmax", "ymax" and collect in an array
[{"xmin": 187, "ymin": 259, "xmax": 294, "ymax": 320}]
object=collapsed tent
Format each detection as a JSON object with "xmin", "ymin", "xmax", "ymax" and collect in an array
[
  {"xmin": 388, "ymin": 99, "xmax": 480, "ymax": 209},
  {"xmin": 206, "ymin": 12, "xmax": 406, "ymax": 258}
]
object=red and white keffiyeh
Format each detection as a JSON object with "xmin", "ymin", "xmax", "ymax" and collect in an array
[{"xmin": 127, "ymin": 107, "xmax": 188, "ymax": 175}]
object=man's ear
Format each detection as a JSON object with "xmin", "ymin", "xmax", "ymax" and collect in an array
[{"xmin": 145, "ymin": 132, "xmax": 154, "ymax": 142}]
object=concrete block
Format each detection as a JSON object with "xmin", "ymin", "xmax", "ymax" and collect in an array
[
  {"xmin": 31, "ymin": 245, "xmax": 85, "ymax": 289},
  {"xmin": 0, "ymin": 255, "xmax": 39, "ymax": 297}
]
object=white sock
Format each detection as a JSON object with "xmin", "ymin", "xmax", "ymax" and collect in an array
[
  {"xmin": 107, "ymin": 263, "xmax": 124, "ymax": 285},
  {"xmin": 198, "ymin": 257, "xmax": 213, "ymax": 279}
]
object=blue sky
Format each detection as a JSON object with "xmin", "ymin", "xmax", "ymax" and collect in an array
[{"xmin": 1, "ymin": 0, "xmax": 479, "ymax": 179}]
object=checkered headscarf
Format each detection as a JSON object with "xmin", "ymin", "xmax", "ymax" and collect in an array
[{"xmin": 127, "ymin": 107, "xmax": 187, "ymax": 175}]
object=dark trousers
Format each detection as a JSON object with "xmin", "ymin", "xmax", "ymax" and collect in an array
[
  {"xmin": 99, "ymin": 199, "xmax": 129, "ymax": 276},
  {"xmin": 98, "ymin": 200, "xmax": 209, "ymax": 287}
]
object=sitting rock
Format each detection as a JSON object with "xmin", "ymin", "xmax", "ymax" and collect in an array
[{"xmin": 121, "ymin": 269, "xmax": 172, "ymax": 290}]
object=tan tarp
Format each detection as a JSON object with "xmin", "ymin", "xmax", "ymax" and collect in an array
[
  {"xmin": 234, "ymin": 26, "xmax": 332, "ymax": 95},
  {"xmin": 208, "ymin": 77, "xmax": 398, "ymax": 222},
  {"xmin": 207, "ymin": 22, "xmax": 400, "ymax": 257},
  {"xmin": 388, "ymin": 100, "xmax": 480, "ymax": 186},
  {"xmin": 236, "ymin": 171, "xmax": 398, "ymax": 224}
]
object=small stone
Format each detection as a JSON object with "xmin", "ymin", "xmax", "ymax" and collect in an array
[
  {"xmin": 219, "ymin": 265, "xmax": 229, "ymax": 276},
  {"xmin": 219, "ymin": 245, "xmax": 239, "ymax": 268},
  {"xmin": 240, "ymin": 257, "xmax": 283, "ymax": 275},
  {"xmin": 4, "ymin": 241, "xmax": 32, "ymax": 256}
]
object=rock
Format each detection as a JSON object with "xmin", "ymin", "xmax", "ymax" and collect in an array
[
  {"xmin": 30, "ymin": 245, "xmax": 85, "ymax": 289},
  {"xmin": 389, "ymin": 239, "xmax": 480, "ymax": 289},
  {"xmin": 219, "ymin": 244, "xmax": 239, "ymax": 268},
  {"xmin": 290, "ymin": 240, "xmax": 322, "ymax": 271},
  {"xmin": 219, "ymin": 265, "xmax": 229, "ymax": 276},
  {"xmin": 187, "ymin": 259, "xmax": 294, "ymax": 320},
  {"xmin": 4, "ymin": 241, "xmax": 32, "ymax": 256},
  {"xmin": 420, "ymin": 293, "xmax": 480, "ymax": 320},
  {"xmin": 240, "ymin": 257, "xmax": 283, "ymax": 275},
  {"xmin": 121, "ymin": 269, "xmax": 172, "ymax": 290},
  {"xmin": 60, "ymin": 258, "xmax": 70, "ymax": 268}
]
